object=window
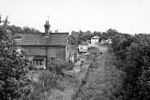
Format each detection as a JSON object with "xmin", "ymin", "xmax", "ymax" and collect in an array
[
  {"xmin": 51, "ymin": 57, "xmax": 56, "ymax": 61},
  {"xmin": 33, "ymin": 59, "xmax": 44, "ymax": 66},
  {"xmin": 32, "ymin": 56, "xmax": 46, "ymax": 69}
]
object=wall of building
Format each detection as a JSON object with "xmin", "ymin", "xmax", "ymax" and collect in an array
[
  {"xmin": 22, "ymin": 46, "xmax": 67, "ymax": 68},
  {"xmin": 66, "ymin": 45, "xmax": 70, "ymax": 61},
  {"xmin": 23, "ymin": 46, "xmax": 66, "ymax": 60},
  {"xmin": 91, "ymin": 38, "xmax": 99, "ymax": 44},
  {"xmin": 47, "ymin": 46, "xmax": 66, "ymax": 60},
  {"xmin": 23, "ymin": 46, "xmax": 66, "ymax": 59},
  {"xmin": 23, "ymin": 46, "xmax": 46, "ymax": 56}
]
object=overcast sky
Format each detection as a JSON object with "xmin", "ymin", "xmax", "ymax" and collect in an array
[{"xmin": 0, "ymin": 0, "xmax": 150, "ymax": 34}]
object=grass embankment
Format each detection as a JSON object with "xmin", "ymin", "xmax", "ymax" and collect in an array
[
  {"xmin": 29, "ymin": 70, "xmax": 79, "ymax": 100},
  {"xmin": 75, "ymin": 45, "xmax": 124, "ymax": 100}
]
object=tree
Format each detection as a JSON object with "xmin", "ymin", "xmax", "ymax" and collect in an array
[
  {"xmin": 110, "ymin": 33, "xmax": 150, "ymax": 100},
  {"xmin": 23, "ymin": 26, "xmax": 41, "ymax": 34},
  {"xmin": 0, "ymin": 16, "xmax": 31, "ymax": 100}
]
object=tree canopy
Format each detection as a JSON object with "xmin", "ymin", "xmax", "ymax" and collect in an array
[
  {"xmin": 68, "ymin": 29, "xmax": 119, "ymax": 45},
  {"xmin": 0, "ymin": 16, "xmax": 31, "ymax": 100},
  {"xmin": 110, "ymin": 33, "xmax": 150, "ymax": 100}
]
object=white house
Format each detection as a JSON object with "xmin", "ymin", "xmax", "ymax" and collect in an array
[
  {"xmin": 78, "ymin": 42, "xmax": 89, "ymax": 53},
  {"xmin": 91, "ymin": 35, "xmax": 100, "ymax": 44}
]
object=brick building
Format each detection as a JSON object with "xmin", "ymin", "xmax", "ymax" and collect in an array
[{"xmin": 19, "ymin": 20, "xmax": 69, "ymax": 69}]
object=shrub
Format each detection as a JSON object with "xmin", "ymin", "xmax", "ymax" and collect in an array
[{"xmin": 47, "ymin": 59, "xmax": 74, "ymax": 76}]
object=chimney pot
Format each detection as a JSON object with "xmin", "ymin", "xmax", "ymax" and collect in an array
[{"xmin": 44, "ymin": 20, "xmax": 50, "ymax": 35}]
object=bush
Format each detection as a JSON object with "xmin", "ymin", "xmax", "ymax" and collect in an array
[
  {"xmin": 25, "ymin": 70, "xmax": 64, "ymax": 100},
  {"xmin": 110, "ymin": 33, "xmax": 150, "ymax": 100},
  {"xmin": 0, "ymin": 17, "xmax": 32, "ymax": 100},
  {"xmin": 47, "ymin": 59, "xmax": 74, "ymax": 76}
]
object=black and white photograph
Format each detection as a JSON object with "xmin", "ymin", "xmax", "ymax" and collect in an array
[{"xmin": 0, "ymin": 0, "xmax": 150, "ymax": 100}]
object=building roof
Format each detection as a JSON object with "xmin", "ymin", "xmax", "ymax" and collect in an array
[
  {"xmin": 19, "ymin": 33, "xmax": 69, "ymax": 46},
  {"xmin": 91, "ymin": 35, "xmax": 100, "ymax": 39}
]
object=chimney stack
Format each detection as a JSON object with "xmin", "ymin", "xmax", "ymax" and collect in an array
[{"xmin": 44, "ymin": 20, "xmax": 50, "ymax": 36}]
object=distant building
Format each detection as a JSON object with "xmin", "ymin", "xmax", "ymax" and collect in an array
[
  {"xmin": 78, "ymin": 42, "xmax": 89, "ymax": 53},
  {"xmin": 19, "ymin": 20, "xmax": 69, "ymax": 69},
  {"xmin": 91, "ymin": 35, "xmax": 100, "ymax": 44}
]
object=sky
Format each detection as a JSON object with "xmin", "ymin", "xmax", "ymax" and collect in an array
[{"xmin": 0, "ymin": 0, "xmax": 150, "ymax": 34}]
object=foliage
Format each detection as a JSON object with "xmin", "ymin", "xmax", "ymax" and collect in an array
[
  {"xmin": 110, "ymin": 33, "xmax": 150, "ymax": 100},
  {"xmin": 104, "ymin": 52, "xmax": 125, "ymax": 100},
  {"xmin": 26, "ymin": 64, "xmax": 76, "ymax": 100},
  {"xmin": 76, "ymin": 45, "xmax": 123, "ymax": 100},
  {"xmin": 0, "ymin": 16, "xmax": 31, "ymax": 100},
  {"xmin": 26, "ymin": 70, "xmax": 62, "ymax": 100},
  {"xmin": 0, "ymin": 16, "xmax": 41, "ymax": 35},
  {"xmin": 22, "ymin": 26, "xmax": 41, "ymax": 34},
  {"xmin": 68, "ymin": 29, "xmax": 119, "ymax": 45},
  {"xmin": 28, "ymin": 59, "xmax": 75, "ymax": 100},
  {"xmin": 87, "ymin": 46, "xmax": 102, "ymax": 64},
  {"xmin": 47, "ymin": 59, "xmax": 74, "ymax": 76}
]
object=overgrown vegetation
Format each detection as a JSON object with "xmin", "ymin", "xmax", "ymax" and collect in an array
[
  {"xmin": 0, "ymin": 16, "xmax": 32, "ymax": 100},
  {"xmin": 110, "ymin": 33, "xmax": 150, "ymax": 100},
  {"xmin": 70, "ymin": 29, "xmax": 150, "ymax": 100},
  {"xmin": 0, "ymin": 16, "xmax": 41, "ymax": 36},
  {"xmin": 47, "ymin": 59, "xmax": 74, "ymax": 76},
  {"xmin": 68, "ymin": 29, "xmax": 118, "ymax": 45},
  {"xmin": 26, "ymin": 59, "xmax": 75, "ymax": 100},
  {"xmin": 75, "ymin": 45, "xmax": 123, "ymax": 100},
  {"xmin": 25, "ymin": 70, "xmax": 64, "ymax": 100}
]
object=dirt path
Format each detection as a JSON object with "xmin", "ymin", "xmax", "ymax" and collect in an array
[
  {"xmin": 48, "ymin": 44, "xmax": 113, "ymax": 100},
  {"xmin": 75, "ymin": 45, "xmax": 112, "ymax": 100}
]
